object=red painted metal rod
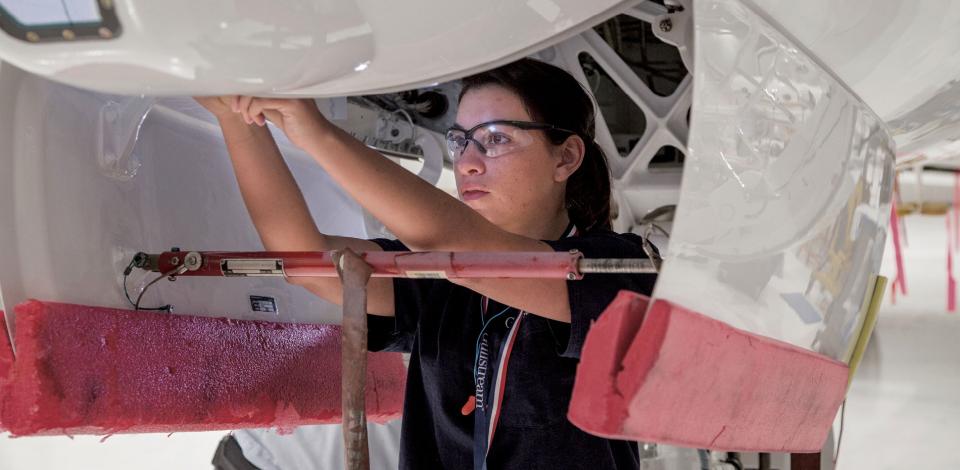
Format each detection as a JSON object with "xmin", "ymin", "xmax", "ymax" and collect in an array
[{"xmin": 139, "ymin": 250, "xmax": 657, "ymax": 281}]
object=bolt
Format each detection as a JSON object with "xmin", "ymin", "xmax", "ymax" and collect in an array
[
  {"xmin": 659, "ymin": 18, "xmax": 673, "ymax": 33},
  {"xmin": 566, "ymin": 272, "xmax": 577, "ymax": 281},
  {"xmin": 62, "ymin": 29, "xmax": 76, "ymax": 41},
  {"xmin": 170, "ymin": 256, "xmax": 180, "ymax": 266},
  {"xmin": 25, "ymin": 31, "xmax": 40, "ymax": 42}
]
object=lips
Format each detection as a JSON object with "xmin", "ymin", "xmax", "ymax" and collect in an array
[{"xmin": 461, "ymin": 189, "xmax": 489, "ymax": 201}]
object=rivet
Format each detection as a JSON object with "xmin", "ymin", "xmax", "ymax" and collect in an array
[
  {"xmin": 98, "ymin": 27, "xmax": 113, "ymax": 39},
  {"xmin": 659, "ymin": 18, "xmax": 673, "ymax": 33},
  {"xmin": 25, "ymin": 31, "xmax": 40, "ymax": 42},
  {"xmin": 62, "ymin": 29, "xmax": 76, "ymax": 40}
]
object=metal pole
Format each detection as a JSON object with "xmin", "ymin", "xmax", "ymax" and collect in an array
[
  {"xmin": 759, "ymin": 452, "xmax": 771, "ymax": 470},
  {"xmin": 334, "ymin": 249, "xmax": 372, "ymax": 470}
]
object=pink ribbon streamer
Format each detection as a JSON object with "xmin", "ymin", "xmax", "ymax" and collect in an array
[
  {"xmin": 890, "ymin": 200, "xmax": 907, "ymax": 303},
  {"xmin": 949, "ymin": 211, "xmax": 956, "ymax": 312},
  {"xmin": 954, "ymin": 172, "xmax": 960, "ymax": 250}
]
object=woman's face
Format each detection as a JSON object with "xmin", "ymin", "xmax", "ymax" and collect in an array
[{"xmin": 453, "ymin": 85, "xmax": 567, "ymax": 230}]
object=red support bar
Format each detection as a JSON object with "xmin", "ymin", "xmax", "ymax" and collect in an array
[{"xmin": 154, "ymin": 250, "xmax": 586, "ymax": 280}]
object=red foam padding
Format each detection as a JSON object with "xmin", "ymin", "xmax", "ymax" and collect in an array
[
  {"xmin": 0, "ymin": 301, "xmax": 405, "ymax": 436},
  {"xmin": 569, "ymin": 291, "xmax": 848, "ymax": 452}
]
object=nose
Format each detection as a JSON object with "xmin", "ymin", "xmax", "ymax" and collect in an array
[{"xmin": 455, "ymin": 141, "xmax": 486, "ymax": 176}]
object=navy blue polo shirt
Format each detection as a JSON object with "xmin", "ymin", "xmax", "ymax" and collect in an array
[{"xmin": 368, "ymin": 229, "xmax": 657, "ymax": 470}]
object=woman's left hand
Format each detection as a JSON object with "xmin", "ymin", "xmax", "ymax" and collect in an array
[{"xmin": 232, "ymin": 96, "xmax": 332, "ymax": 151}]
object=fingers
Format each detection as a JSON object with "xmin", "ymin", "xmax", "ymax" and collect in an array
[
  {"xmin": 233, "ymin": 96, "xmax": 279, "ymax": 127},
  {"xmin": 262, "ymin": 109, "xmax": 284, "ymax": 126},
  {"xmin": 248, "ymin": 99, "xmax": 291, "ymax": 127},
  {"xmin": 230, "ymin": 96, "xmax": 314, "ymax": 129},
  {"xmin": 237, "ymin": 95, "xmax": 256, "ymax": 125}
]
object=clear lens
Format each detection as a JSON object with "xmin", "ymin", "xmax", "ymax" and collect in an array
[
  {"xmin": 446, "ymin": 123, "xmax": 538, "ymax": 160},
  {"xmin": 445, "ymin": 129, "xmax": 468, "ymax": 157},
  {"xmin": 473, "ymin": 124, "xmax": 536, "ymax": 157}
]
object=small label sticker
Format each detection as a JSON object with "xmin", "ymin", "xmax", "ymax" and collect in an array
[
  {"xmin": 222, "ymin": 259, "xmax": 284, "ymax": 276},
  {"xmin": 249, "ymin": 295, "xmax": 278, "ymax": 314},
  {"xmin": 404, "ymin": 270, "xmax": 448, "ymax": 279}
]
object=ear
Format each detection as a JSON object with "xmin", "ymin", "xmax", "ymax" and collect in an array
[{"xmin": 554, "ymin": 134, "xmax": 586, "ymax": 183}]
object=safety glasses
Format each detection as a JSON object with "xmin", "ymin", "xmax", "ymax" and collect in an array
[{"xmin": 445, "ymin": 120, "xmax": 576, "ymax": 160}]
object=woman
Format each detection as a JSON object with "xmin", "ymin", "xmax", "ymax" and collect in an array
[{"xmin": 198, "ymin": 58, "xmax": 656, "ymax": 469}]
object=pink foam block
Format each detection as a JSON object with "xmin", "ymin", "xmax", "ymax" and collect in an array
[
  {"xmin": 0, "ymin": 301, "xmax": 405, "ymax": 436},
  {"xmin": 569, "ymin": 291, "xmax": 849, "ymax": 452}
]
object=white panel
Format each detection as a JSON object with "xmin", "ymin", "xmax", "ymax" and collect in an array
[{"xmin": 0, "ymin": 69, "xmax": 373, "ymax": 325}]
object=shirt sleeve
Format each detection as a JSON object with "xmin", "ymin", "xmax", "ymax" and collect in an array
[
  {"xmin": 366, "ymin": 238, "xmax": 436, "ymax": 353},
  {"xmin": 543, "ymin": 231, "xmax": 658, "ymax": 359}
]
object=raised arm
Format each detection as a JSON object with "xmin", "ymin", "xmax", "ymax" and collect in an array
[
  {"xmin": 232, "ymin": 97, "xmax": 575, "ymax": 323},
  {"xmin": 234, "ymin": 97, "xmax": 530, "ymax": 252},
  {"xmin": 196, "ymin": 97, "xmax": 395, "ymax": 316}
]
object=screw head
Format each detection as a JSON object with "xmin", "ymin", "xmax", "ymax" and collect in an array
[
  {"xmin": 659, "ymin": 18, "xmax": 673, "ymax": 32},
  {"xmin": 184, "ymin": 252, "xmax": 201, "ymax": 270},
  {"xmin": 566, "ymin": 272, "xmax": 576, "ymax": 281},
  {"xmin": 170, "ymin": 256, "xmax": 180, "ymax": 266}
]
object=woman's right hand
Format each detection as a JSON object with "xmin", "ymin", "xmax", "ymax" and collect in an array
[{"xmin": 232, "ymin": 96, "xmax": 331, "ymax": 152}]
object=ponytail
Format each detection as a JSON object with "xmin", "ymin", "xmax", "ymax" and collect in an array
[{"xmin": 565, "ymin": 138, "xmax": 612, "ymax": 231}]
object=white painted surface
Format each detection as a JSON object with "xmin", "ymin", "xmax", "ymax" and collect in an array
[{"xmin": 0, "ymin": 0, "xmax": 632, "ymax": 96}]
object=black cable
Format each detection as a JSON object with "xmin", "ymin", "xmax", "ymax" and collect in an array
[
  {"xmin": 725, "ymin": 452, "xmax": 743, "ymax": 470},
  {"xmin": 122, "ymin": 255, "xmax": 172, "ymax": 312},
  {"xmin": 834, "ymin": 399, "xmax": 847, "ymax": 467}
]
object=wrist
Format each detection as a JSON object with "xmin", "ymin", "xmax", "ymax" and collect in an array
[
  {"xmin": 301, "ymin": 118, "xmax": 339, "ymax": 155},
  {"xmin": 215, "ymin": 112, "xmax": 247, "ymax": 126},
  {"xmin": 218, "ymin": 114, "xmax": 271, "ymax": 145}
]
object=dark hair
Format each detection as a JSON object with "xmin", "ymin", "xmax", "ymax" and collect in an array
[{"xmin": 459, "ymin": 58, "xmax": 612, "ymax": 232}]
